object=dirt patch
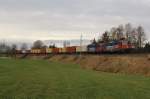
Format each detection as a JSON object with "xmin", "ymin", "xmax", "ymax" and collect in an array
[
  {"xmin": 148, "ymin": 54, "xmax": 150, "ymax": 60},
  {"xmin": 48, "ymin": 54, "xmax": 150, "ymax": 76},
  {"xmin": 23, "ymin": 54, "xmax": 150, "ymax": 76}
]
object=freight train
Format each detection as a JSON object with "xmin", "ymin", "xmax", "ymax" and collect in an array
[{"xmin": 16, "ymin": 39, "xmax": 135, "ymax": 55}]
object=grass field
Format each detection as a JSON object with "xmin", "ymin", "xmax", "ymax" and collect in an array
[{"xmin": 0, "ymin": 58, "xmax": 150, "ymax": 99}]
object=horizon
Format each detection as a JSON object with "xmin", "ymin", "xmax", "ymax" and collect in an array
[{"xmin": 0, "ymin": 39, "xmax": 92, "ymax": 48}]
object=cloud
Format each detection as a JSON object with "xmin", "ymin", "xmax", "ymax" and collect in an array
[{"xmin": 0, "ymin": 0, "xmax": 150, "ymax": 41}]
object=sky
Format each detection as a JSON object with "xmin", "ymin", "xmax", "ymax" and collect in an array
[{"xmin": 0, "ymin": 0, "xmax": 150, "ymax": 42}]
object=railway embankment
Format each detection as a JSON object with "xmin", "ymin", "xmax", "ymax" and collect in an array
[{"xmin": 48, "ymin": 54, "xmax": 150, "ymax": 76}]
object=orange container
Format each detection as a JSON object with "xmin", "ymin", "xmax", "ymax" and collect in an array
[
  {"xmin": 59, "ymin": 48, "xmax": 63, "ymax": 53},
  {"xmin": 52, "ymin": 48, "xmax": 59, "ymax": 54},
  {"xmin": 66, "ymin": 46, "xmax": 76, "ymax": 53}
]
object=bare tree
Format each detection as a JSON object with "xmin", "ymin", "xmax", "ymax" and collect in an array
[
  {"xmin": 137, "ymin": 26, "xmax": 146, "ymax": 48},
  {"xmin": 42, "ymin": 45, "xmax": 48, "ymax": 49},
  {"xmin": 102, "ymin": 31, "xmax": 109, "ymax": 42},
  {"xmin": 131, "ymin": 28, "xmax": 138, "ymax": 45},
  {"xmin": 95, "ymin": 23, "xmax": 148, "ymax": 49},
  {"xmin": 91, "ymin": 38, "xmax": 97, "ymax": 44},
  {"xmin": 49, "ymin": 43, "xmax": 56, "ymax": 48},
  {"xmin": 11, "ymin": 44, "xmax": 17, "ymax": 51},
  {"xmin": 117, "ymin": 24, "xmax": 124, "ymax": 40},
  {"xmin": 63, "ymin": 41, "xmax": 70, "ymax": 47},
  {"xmin": 125, "ymin": 23, "xmax": 132, "ymax": 41},
  {"xmin": 110, "ymin": 27, "xmax": 117, "ymax": 40},
  {"xmin": 63, "ymin": 41, "xmax": 67, "ymax": 48},
  {"xmin": 10, "ymin": 44, "xmax": 17, "ymax": 58},
  {"xmin": 21, "ymin": 43, "xmax": 28, "ymax": 50},
  {"xmin": 0, "ymin": 43, "xmax": 11, "ymax": 54},
  {"xmin": 32, "ymin": 40, "xmax": 44, "ymax": 49}
]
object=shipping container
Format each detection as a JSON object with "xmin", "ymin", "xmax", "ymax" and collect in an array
[
  {"xmin": 31, "ymin": 49, "xmax": 41, "ymax": 54},
  {"xmin": 76, "ymin": 46, "xmax": 87, "ymax": 52},
  {"xmin": 62, "ymin": 47, "xmax": 67, "ymax": 53},
  {"xmin": 46, "ymin": 48, "xmax": 52, "ymax": 53},
  {"xmin": 66, "ymin": 46, "xmax": 76, "ymax": 53},
  {"xmin": 52, "ymin": 48, "xmax": 59, "ymax": 54},
  {"xmin": 59, "ymin": 48, "xmax": 63, "ymax": 53},
  {"xmin": 76, "ymin": 46, "xmax": 81, "ymax": 52}
]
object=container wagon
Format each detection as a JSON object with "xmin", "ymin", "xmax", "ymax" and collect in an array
[
  {"xmin": 76, "ymin": 46, "xmax": 88, "ymax": 54},
  {"xmin": 46, "ymin": 48, "xmax": 52, "ymax": 54},
  {"xmin": 52, "ymin": 48, "xmax": 59, "ymax": 54},
  {"xmin": 66, "ymin": 46, "xmax": 76, "ymax": 54}
]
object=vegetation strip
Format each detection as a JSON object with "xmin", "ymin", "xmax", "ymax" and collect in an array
[{"xmin": 0, "ymin": 59, "xmax": 150, "ymax": 99}]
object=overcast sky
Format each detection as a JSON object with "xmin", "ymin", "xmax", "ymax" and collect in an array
[{"xmin": 0, "ymin": 0, "xmax": 150, "ymax": 42}]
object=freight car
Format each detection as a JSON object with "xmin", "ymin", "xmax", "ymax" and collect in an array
[
  {"xmin": 46, "ymin": 48, "xmax": 52, "ymax": 54},
  {"xmin": 66, "ymin": 46, "xmax": 76, "ymax": 54},
  {"xmin": 31, "ymin": 49, "xmax": 41, "ymax": 54},
  {"xmin": 52, "ymin": 48, "xmax": 59, "ymax": 54},
  {"xmin": 18, "ymin": 39, "xmax": 135, "ymax": 55},
  {"xmin": 76, "ymin": 46, "xmax": 88, "ymax": 54},
  {"xmin": 61, "ymin": 47, "xmax": 67, "ymax": 53}
]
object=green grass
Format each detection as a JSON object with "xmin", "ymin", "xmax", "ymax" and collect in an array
[{"xmin": 0, "ymin": 58, "xmax": 150, "ymax": 99}]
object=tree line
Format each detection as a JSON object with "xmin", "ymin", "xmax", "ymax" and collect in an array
[
  {"xmin": 95, "ymin": 23, "xmax": 148, "ymax": 48},
  {"xmin": 0, "ymin": 40, "xmax": 56, "ymax": 55},
  {"xmin": 0, "ymin": 23, "xmax": 150, "ymax": 55}
]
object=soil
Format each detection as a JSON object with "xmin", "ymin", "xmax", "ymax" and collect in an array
[{"xmin": 48, "ymin": 54, "xmax": 150, "ymax": 76}]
